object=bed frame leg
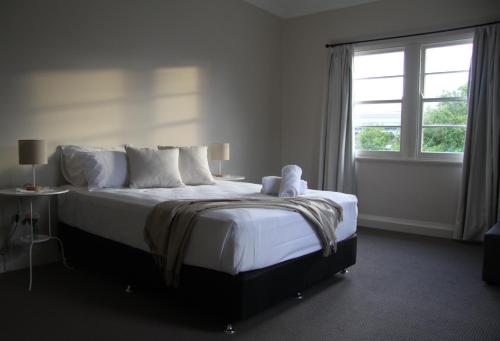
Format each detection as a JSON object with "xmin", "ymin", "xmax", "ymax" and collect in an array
[
  {"xmin": 125, "ymin": 284, "xmax": 134, "ymax": 293},
  {"xmin": 296, "ymin": 291, "xmax": 303, "ymax": 300},
  {"xmin": 224, "ymin": 323, "xmax": 236, "ymax": 335},
  {"xmin": 341, "ymin": 268, "xmax": 349, "ymax": 274}
]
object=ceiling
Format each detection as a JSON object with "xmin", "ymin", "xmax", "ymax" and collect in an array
[{"xmin": 244, "ymin": 0, "xmax": 380, "ymax": 18}]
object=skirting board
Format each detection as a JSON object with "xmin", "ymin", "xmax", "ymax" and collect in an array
[{"xmin": 358, "ymin": 213, "xmax": 455, "ymax": 239}]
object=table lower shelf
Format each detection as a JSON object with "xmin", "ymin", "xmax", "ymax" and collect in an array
[{"xmin": 20, "ymin": 234, "xmax": 52, "ymax": 244}]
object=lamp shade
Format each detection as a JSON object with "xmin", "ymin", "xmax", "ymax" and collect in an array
[
  {"xmin": 210, "ymin": 143, "xmax": 230, "ymax": 161},
  {"xmin": 18, "ymin": 139, "xmax": 47, "ymax": 165}
]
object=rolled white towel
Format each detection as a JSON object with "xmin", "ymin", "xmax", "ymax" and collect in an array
[
  {"xmin": 261, "ymin": 176, "xmax": 281, "ymax": 194},
  {"xmin": 279, "ymin": 165, "xmax": 302, "ymax": 197},
  {"xmin": 261, "ymin": 176, "xmax": 307, "ymax": 195}
]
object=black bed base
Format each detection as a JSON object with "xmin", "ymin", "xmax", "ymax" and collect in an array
[{"xmin": 59, "ymin": 223, "xmax": 357, "ymax": 322}]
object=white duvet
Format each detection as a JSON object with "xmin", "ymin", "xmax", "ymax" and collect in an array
[{"xmin": 58, "ymin": 180, "xmax": 358, "ymax": 275}]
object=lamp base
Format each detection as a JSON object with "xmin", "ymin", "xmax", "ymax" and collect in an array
[
  {"xmin": 214, "ymin": 160, "xmax": 224, "ymax": 177},
  {"xmin": 23, "ymin": 185, "xmax": 44, "ymax": 192}
]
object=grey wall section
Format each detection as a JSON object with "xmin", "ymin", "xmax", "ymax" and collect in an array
[
  {"xmin": 0, "ymin": 0, "xmax": 281, "ymax": 188},
  {"xmin": 281, "ymin": 0, "xmax": 500, "ymax": 237},
  {"xmin": 0, "ymin": 0, "xmax": 282, "ymax": 272}
]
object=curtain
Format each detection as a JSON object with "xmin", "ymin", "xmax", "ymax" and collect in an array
[
  {"xmin": 455, "ymin": 23, "xmax": 500, "ymax": 241},
  {"xmin": 318, "ymin": 45, "xmax": 356, "ymax": 194}
]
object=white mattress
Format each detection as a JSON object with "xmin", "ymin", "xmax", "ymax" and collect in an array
[{"xmin": 58, "ymin": 180, "xmax": 357, "ymax": 275}]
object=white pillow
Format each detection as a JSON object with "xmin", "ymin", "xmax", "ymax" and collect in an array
[
  {"xmin": 59, "ymin": 145, "xmax": 124, "ymax": 186},
  {"xmin": 158, "ymin": 145, "xmax": 215, "ymax": 185},
  {"xmin": 83, "ymin": 151, "xmax": 129, "ymax": 190},
  {"xmin": 125, "ymin": 146, "xmax": 184, "ymax": 188}
]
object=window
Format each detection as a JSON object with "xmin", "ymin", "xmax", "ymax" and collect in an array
[
  {"xmin": 420, "ymin": 43, "xmax": 472, "ymax": 154},
  {"xmin": 352, "ymin": 34, "xmax": 473, "ymax": 161},
  {"xmin": 353, "ymin": 50, "xmax": 404, "ymax": 152}
]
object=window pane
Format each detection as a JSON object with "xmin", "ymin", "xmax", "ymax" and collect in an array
[
  {"xmin": 420, "ymin": 40, "xmax": 472, "ymax": 156},
  {"xmin": 353, "ymin": 103, "xmax": 401, "ymax": 127},
  {"xmin": 422, "ymin": 127, "xmax": 465, "ymax": 153},
  {"xmin": 353, "ymin": 77, "xmax": 403, "ymax": 101},
  {"xmin": 423, "ymin": 73, "xmax": 468, "ymax": 98},
  {"xmin": 353, "ymin": 49, "xmax": 404, "ymax": 153},
  {"xmin": 354, "ymin": 51, "xmax": 404, "ymax": 78},
  {"xmin": 423, "ymin": 101, "xmax": 467, "ymax": 125},
  {"xmin": 425, "ymin": 44, "xmax": 473, "ymax": 73},
  {"xmin": 355, "ymin": 127, "xmax": 400, "ymax": 152}
]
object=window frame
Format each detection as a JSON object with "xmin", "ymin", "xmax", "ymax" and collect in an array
[
  {"xmin": 352, "ymin": 46, "xmax": 406, "ymax": 159},
  {"xmin": 416, "ymin": 37, "xmax": 473, "ymax": 162},
  {"xmin": 352, "ymin": 31, "xmax": 474, "ymax": 163}
]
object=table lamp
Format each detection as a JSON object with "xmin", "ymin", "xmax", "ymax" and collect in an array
[
  {"xmin": 210, "ymin": 143, "xmax": 230, "ymax": 177},
  {"xmin": 18, "ymin": 139, "xmax": 47, "ymax": 191}
]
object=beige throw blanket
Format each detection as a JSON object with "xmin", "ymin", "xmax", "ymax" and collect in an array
[{"xmin": 144, "ymin": 197, "xmax": 343, "ymax": 287}]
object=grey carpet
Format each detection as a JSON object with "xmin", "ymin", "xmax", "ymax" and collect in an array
[{"xmin": 1, "ymin": 228, "xmax": 499, "ymax": 341}]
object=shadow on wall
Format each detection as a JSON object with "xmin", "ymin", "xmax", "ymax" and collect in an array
[{"xmin": 0, "ymin": 65, "xmax": 206, "ymax": 187}]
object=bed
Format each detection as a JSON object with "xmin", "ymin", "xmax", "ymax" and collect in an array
[{"xmin": 58, "ymin": 180, "xmax": 358, "ymax": 328}]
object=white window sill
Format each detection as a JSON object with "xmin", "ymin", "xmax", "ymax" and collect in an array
[{"xmin": 355, "ymin": 155, "xmax": 463, "ymax": 166}]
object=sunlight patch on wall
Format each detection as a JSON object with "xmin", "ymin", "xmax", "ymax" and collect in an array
[
  {"xmin": 22, "ymin": 66, "xmax": 204, "ymax": 148},
  {"xmin": 153, "ymin": 67, "xmax": 201, "ymax": 96},
  {"xmin": 29, "ymin": 69, "xmax": 127, "ymax": 108},
  {"xmin": 27, "ymin": 69, "xmax": 129, "ymax": 146},
  {"xmin": 151, "ymin": 67, "xmax": 202, "ymax": 145}
]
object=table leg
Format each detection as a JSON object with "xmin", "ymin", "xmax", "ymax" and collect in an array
[
  {"xmin": 48, "ymin": 197, "xmax": 51, "ymax": 236},
  {"xmin": 52, "ymin": 236, "xmax": 71, "ymax": 269},
  {"xmin": 28, "ymin": 198, "xmax": 34, "ymax": 291},
  {"xmin": 28, "ymin": 242, "xmax": 33, "ymax": 291},
  {"xmin": 48, "ymin": 198, "xmax": 71, "ymax": 269},
  {"xmin": 30, "ymin": 199, "xmax": 33, "ymax": 242}
]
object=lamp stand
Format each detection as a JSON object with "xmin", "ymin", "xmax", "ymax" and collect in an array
[
  {"xmin": 32, "ymin": 164, "xmax": 36, "ymax": 188},
  {"xmin": 218, "ymin": 160, "xmax": 223, "ymax": 177}
]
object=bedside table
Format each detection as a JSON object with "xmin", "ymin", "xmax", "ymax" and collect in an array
[
  {"xmin": 0, "ymin": 187, "xmax": 69, "ymax": 291},
  {"xmin": 213, "ymin": 175, "xmax": 245, "ymax": 181}
]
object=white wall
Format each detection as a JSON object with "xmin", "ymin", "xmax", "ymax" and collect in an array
[
  {"xmin": 281, "ymin": 0, "xmax": 500, "ymax": 237},
  {"xmin": 0, "ymin": 0, "xmax": 282, "ymax": 272}
]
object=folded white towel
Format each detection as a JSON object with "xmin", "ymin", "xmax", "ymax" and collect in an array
[
  {"xmin": 279, "ymin": 165, "xmax": 303, "ymax": 197},
  {"xmin": 261, "ymin": 176, "xmax": 307, "ymax": 195}
]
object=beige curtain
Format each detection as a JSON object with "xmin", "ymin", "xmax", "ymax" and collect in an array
[
  {"xmin": 455, "ymin": 23, "xmax": 500, "ymax": 241},
  {"xmin": 318, "ymin": 45, "xmax": 356, "ymax": 194}
]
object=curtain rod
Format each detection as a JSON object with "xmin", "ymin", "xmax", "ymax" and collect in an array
[{"xmin": 324, "ymin": 19, "xmax": 500, "ymax": 48}]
